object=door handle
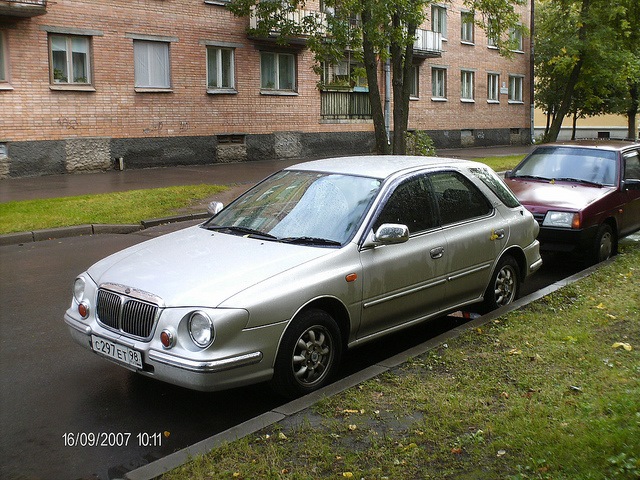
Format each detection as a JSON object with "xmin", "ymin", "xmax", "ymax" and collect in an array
[{"xmin": 430, "ymin": 246, "xmax": 445, "ymax": 259}]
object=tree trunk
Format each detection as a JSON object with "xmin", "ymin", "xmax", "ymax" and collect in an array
[
  {"xmin": 390, "ymin": 16, "xmax": 415, "ymax": 155},
  {"xmin": 361, "ymin": 9, "xmax": 391, "ymax": 154},
  {"xmin": 547, "ymin": 0, "xmax": 590, "ymax": 142},
  {"xmin": 627, "ymin": 82, "xmax": 639, "ymax": 140}
]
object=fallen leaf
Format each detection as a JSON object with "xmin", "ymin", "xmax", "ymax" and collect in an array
[
  {"xmin": 508, "ymin": 348, "xmax": 522, "ymax": 356},
  {"xmin": 342, "ymin": 472, "xmax": 353, "ymax": 478},
  {"xmin": 278, "ymin": 432, "xmax": 288, "ymax": 440},
  {"xmin": 595, "ymin": 303, "xmax": 606, "ymax": 310},
  {"xmin": 451, "ymin": 447, "xmax": 463, "ymax": 455},
  {"xmin": 612, "ymin": 342, "xmax": 633, "ymax": 351},
  {"xmin": 342, "ymin": 409, "xmax": 360, "ymax": 414},
  {"xmin": 348, "ymin": 424, "xmax": 357, "ymax": 431},
  {"xmin": 497, "ymin": 450, "xmax": 507, "ymax": 457}
]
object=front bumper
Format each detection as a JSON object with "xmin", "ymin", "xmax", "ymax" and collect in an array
[
  {"xmin": 537, "ymin": 224, "xmax": 599, "ymax": 255},
  {"xmin": 64, "ymin": 310, "xmax": 285, "ymax": 392}
]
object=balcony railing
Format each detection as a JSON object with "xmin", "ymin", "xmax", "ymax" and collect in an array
[
  {"xmin": 321, "ymin": 90, "xmax": 371, "ymax": 120},
  {"xmin": 249, "ymin": 7, "xmax": 326, "ymax": 40},
  {"xmin": 0, "ymin": 0, "xmax": 47, "ymax": 17},
  {"xmin": 413, "ymin": 29, "xmax": 442, "ymax": 57}
]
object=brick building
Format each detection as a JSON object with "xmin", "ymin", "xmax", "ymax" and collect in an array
[{"xmin": 0, "ymin": 0, "xmax": 532, "ymax": 178}]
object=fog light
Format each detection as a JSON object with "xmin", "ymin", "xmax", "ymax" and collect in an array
[
  {"xmin": 160, "ymin": 329, "xmax": 175, "ymax": 349},
  {"xmin": 78, "ymin": 302, "xmax": 89, "ymax": 319}
]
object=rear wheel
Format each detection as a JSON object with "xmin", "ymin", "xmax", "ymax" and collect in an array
[
  {"xmin": 479, "ymin": 255, "xmax": 520, "ymax": 313},
  {"xmin": 271, "ymin": 309, "xmax": 342, "ymax": 398}
]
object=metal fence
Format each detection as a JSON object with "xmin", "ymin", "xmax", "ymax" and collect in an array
[{"xmin": 320, "ymin": 90, "xmax": 372, "ymax": 120}]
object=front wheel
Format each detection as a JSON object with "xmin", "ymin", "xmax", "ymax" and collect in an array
[
  {"xmin": 271, "ymin": 309, "xmax": 342, "ymax": 398},
  {"xmin": 589, "ymin": 224, "xmax": 616, "ymax": 265},
  {"xmin": 479, "ymin": 255, "xmax": 520, "ymax": 313}
]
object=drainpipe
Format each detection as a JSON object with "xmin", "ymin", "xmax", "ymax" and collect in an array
[{"xmin": 529, "ymin": 0, "xmax": 535, "ymax": 143}]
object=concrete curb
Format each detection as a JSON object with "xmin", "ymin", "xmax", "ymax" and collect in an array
[
  {"xmin": 0, "ymin": 212, "xmax": 210, "ymax": 246},
  {"xmin": 122, "ymin": 260, "xmax": 607, "ymax": 480}
]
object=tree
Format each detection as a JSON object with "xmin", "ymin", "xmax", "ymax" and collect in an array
[
  {"xmin": 229, "ymin": 0, "xmax": 528, "ymax": 154},
  {"xmin": 535, "ymin": 0, "xmax": 639, "ymax": 142}
]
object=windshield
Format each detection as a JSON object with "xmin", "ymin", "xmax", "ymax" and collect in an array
[
  {"xmin": 513, "ymin": 147, "xmax": 618, "ymax": 186},
  {"xmin": 203, "ymin": 170, "xmax": 382, "ymax": 246}
]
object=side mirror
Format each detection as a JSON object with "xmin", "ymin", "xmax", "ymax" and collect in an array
[
  {"xmin": 207, "ymin": 201, "xmax": 224, "ymax": 215},
  {"xmin": 623, "ymin": 179, "xmax": 640, "ymax": 191},
  {"xmin": 504, "ymin": 170, "xmax": 513, "ymax": 178},
  {"xmin": 363, "ymin": 223, "xmax": 410, "ymax": 248}
]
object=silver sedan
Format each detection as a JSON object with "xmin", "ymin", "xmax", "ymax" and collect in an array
[{"xmin": 65, "ymin": 156, "xmax": 542, "ymax": 397}]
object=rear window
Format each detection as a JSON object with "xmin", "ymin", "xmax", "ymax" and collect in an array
[{"xmin": 470, "ymin": 167, "xmax": 520, "ymax": 208}]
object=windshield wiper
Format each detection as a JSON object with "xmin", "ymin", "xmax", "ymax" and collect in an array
[
  {"xmin": 204, "ymin": 225, "xmax": 278, "ymax": 240},
  {"xmin": 279, "ymin": 236, "xmax": 342, "ymax": 247},
  {"xmin": 554, "ymin": 177, "xmax": 603, "ymax": 187},
  {"xmin": 513, "ymin": 174, "xmax": 552, "ymax": 181}
]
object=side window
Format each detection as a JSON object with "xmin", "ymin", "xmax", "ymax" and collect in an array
[
  {"xmin": 374, "ymin": 175, "xmax": 437, "ymax": 234},
  {"xmin": 623, "ymin": 150, "xmax": 640, "ymax": 181},
  {"xmin": 430, "ymin": 171, "xmax": 492, "ymax": 224}
]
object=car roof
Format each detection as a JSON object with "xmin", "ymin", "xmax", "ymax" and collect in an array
[
  {"xmin": 285, "ymin": 155, "xmax": 483, "ymax": 180},
  {"xmin": 538, "ymin": 139, "xmax": 640, "ymax": 152}
]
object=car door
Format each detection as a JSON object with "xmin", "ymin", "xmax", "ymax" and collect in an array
[
  {"xmin": 357, "ymin": 173, "xmax": 449, "ymax": 340},
  {"xmin": 620, "ymin": 149, "xmax": 640, "ymax": 236},
  {"xmin": 430, "ymin": 170, "xmax": 508, "ymax": 305}
]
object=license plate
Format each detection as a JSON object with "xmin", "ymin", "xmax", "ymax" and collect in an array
[{"xmin": 91, "ymin": 335, "xmax": 143, "ymax": 369}]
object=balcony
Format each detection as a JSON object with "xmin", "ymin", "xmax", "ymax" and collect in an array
[
  {"xmin": 249, "ymin": 6, "xmax": 325, "ymax": 44},
  {"xmin": 321, "ymin": 90, "xmax": 371, "ymax": 120},
  {"xmin": 413, "ymin": 29, "xmax": 442, "ymax": 58},
  {"xmin": 0, "ymin": 0, "xmax": 47, "ymax": 17}
]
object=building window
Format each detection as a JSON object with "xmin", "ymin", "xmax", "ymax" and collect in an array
[
  {"xmin": 261, "ymin": 52, "xmax": 296, "ymax": 92},
  {"xmin": 432, "ymin": 67, "xmax": 446, "ymax": 99},
  {"xmin": 509, "ymin": 75, "xmax": 523, "ymax": 103},
  {"xmin": 0, "ymin": 31, "xmax": 7, "ymax": 84},
  {"xmin": 134, "ymin": 40, "xmax": 171, "ymax": 89},
  {"xmin": 487, "ymin": 73, "xmax": 500, "ymax": 102},
  {"xmin": 432, "ymin": 5, "xmax": 447, "ymax": 39},
  {"xmin": 461, "ymin": 12, "xmax": 474, "ymax": 44},
  {"xmin": 207, "ymin": 46, "xmax": 235, "ymax": 92},
  {"xmin": 461, "ymin": 70, "xmax": 474, "ymax": 101},
  {"xmin": 49, "ymin": 34, "xmax": 91, "ymax": 84},
  {"xmin": 409, "ymin": 65, "xmax": 419, "ymax": 98},
  {"xmin": 510, "ymin": 26, "xmax": 524, "ymax": 52},
  {"xmin": 487, "ymin": 17, "xmax": 499, "ymax": 48}
]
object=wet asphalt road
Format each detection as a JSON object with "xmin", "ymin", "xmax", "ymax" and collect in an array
[{"xmin": 0, "ymin": 223, "xmax": 586, "ymax": 480}]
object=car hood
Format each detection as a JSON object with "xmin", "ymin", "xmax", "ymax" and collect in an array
[
  {"xmin": 504, "ymin": 178, "xmax": 614, "ymax": 214},
  {"xmin": 86, "ymin": 225, "xmax": 334, "ymax": 307}
]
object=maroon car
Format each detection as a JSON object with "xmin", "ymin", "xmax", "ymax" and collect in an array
[{"xmin": 504, "ymin": 140, "xmax": 640, "ymax": 264}]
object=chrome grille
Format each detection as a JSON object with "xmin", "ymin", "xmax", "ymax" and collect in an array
[{"xmin": 96, "ymin": 287, "xmax": 159, "ymax": 340}]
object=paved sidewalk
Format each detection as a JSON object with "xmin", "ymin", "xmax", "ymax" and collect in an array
[
  {"xmin": 0, "ymin": 145, "xmax": 533, "ymax": 245},
  {"xmin": 0, "ymin": 145, "xmax": 532, "ymax": 203}
]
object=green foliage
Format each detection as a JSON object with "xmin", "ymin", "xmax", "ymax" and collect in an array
[{"xmin": 405, "ymin": 130, "xmax": 436, "ymax": 156}]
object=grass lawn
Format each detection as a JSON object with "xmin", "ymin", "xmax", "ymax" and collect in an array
[
  {"xmin": 0, "ymin": 184, "xmax": 227, "ymax": 234},
  {"xmin": 162, "ymin": 242, "xmax": 639, "ymax": 480}
]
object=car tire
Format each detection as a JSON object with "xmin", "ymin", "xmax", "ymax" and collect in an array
[
  {"xmin": 479, "ymin": 255, "xmax": 520, "ymax": 313},
  {"xmin": 271, "ymin": 309, "xmax": 342, "ymax": 398},
  {"xmin": 590, "ymin": 223, "xmax": 615, "ymax": 265}
]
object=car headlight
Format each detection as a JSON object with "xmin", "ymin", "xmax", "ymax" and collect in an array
[
  {"xmin": 542, "ymin": 211, "xmax": 580, "ymax": 229},
  {"xmin": 188, "ymin": 311, "xmax": 214, "ymax": 348},
  {"xmin": 73, "ymin": 277, "xmax": 86, "ymax": 303}
]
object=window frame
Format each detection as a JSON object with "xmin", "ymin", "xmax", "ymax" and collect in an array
[
  {"xmin": 48, "ymin": 34, "xmax": 92, "ymax": 86},
  {"xmin": 487, "ymin": 72, "xmax": 500, "ymax": 103},
  {"xmin": 430, "ymin": 171, "xmax": 493, "ymax": 226},
  {"xmin": 409, "ymin": 64, "xmax": 419, "ymax": 99},
  {"xmin": 260, "ymin": 51, "xmax": 297, "ymax": 94},
  {"xmin": 461, "ymin": 70, "xmax": 475, "ymax": 102},
  {"xmin": 206, "ymin": 45, "xmax": 236, "ymax": 93},
  {"xmin": 0, "ymin": 30, "xmax": 8, "ymax": 86},
  {"xmin": 431, "ymin": 5, "xmax": 448, "ymax": 40},
  {"xmin": 461, "ymin": 11, "xmax": 475, "ymax": 44},
  {"xmin": 509, "ymin": 25, "xmax": 524, "ymax": 53},
  {"xmin": 133, "ymin": 39, "xmax": 172, "ymax": 91},
  {"xmin": 431, "ymin": 67, "xmax": 447, "ymax": 100},
  {"xmin": 508, "ymin": 75, "xmax": 524, "ymax": 103}
]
